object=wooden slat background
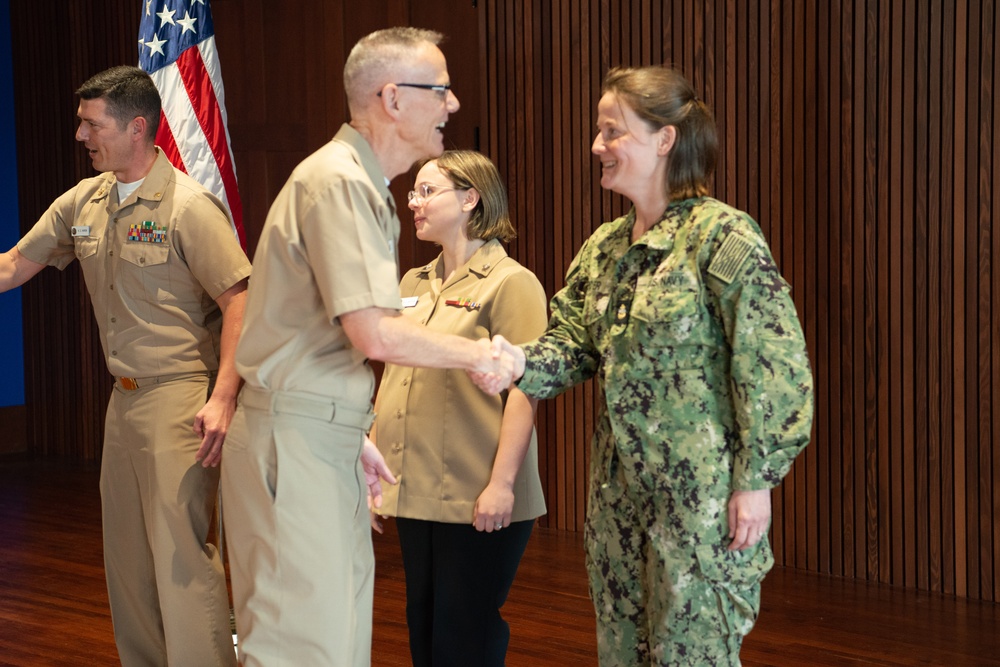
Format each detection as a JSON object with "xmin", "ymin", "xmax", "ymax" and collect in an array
[
  {"xmin": 8, "ymin": 0, "xmax": 999, "ymax": 602},
  {"xmin": 478, "ymin": 0, "xmax": 1000, "ymax": 603}
]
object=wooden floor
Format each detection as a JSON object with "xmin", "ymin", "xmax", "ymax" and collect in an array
[{"xmin": 0, "ymin": 460, "xmax": 997, "ymax": 666}]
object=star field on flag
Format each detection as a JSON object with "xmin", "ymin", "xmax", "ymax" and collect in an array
[{"xmin": 138, "ymin": 0, "xmax": 245, "ymax": 248}]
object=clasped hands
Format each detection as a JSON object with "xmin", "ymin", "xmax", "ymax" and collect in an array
[{"xmin": 467, "ymin": 335, "xmax": 525, "ymax": 394}]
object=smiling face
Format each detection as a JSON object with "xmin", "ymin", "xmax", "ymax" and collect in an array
[
  {"xmin": 591, "ymin": 92, "xmax": 671, "ymax": 203},
  {"xmin": 408, "ymin": 160, "xmax": 470, "ymax": 247},
  {"xmin": 75, "ymin": 97, "xmax": 137, "ymax": 179},
  {"xmin": 395, "ymin": 43, "xmax": 461, "ymax": 160}
]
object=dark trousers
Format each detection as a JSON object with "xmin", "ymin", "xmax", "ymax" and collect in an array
[{"xmin": 395, "ymin": 517, "xmax": 535, "ymax": 667}]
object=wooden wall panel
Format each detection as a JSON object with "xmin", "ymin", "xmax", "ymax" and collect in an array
[
  {"xmin": 481, "ymin": 0, "xmax": 1000, "ymax": 602},
  {"xmin": 9, "ymin": 0, "xmax": 1000, "ymax": 602},
  {"xmin": 10, "ymin": 0, "xmax": 139, "ymax": 460},
  {"xmin": 10, "ymin": 0, "xmax": 480, "ymax": 459}
]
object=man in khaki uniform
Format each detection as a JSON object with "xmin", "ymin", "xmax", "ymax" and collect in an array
[
  {"xmin": 220, "ymin": 28, "xmax": 510, "ymax": 667},
  {"xmin": 0, "ymin": 66, "xmax": 248, "ymax": 666}
]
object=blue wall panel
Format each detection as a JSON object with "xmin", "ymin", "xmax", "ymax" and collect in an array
[{"xmin": 0, "ymin": 0, "xmax": 25, "ymax": 407}]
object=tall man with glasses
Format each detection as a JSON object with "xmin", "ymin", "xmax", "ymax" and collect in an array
[{"xmin": 220, "ymin": 27, "xmax": 512, "ymax": 667}]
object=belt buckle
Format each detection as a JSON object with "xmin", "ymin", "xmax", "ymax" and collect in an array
[{"xmin": 119, "ymin": 377, "xmax": 139, "ymax": 391}]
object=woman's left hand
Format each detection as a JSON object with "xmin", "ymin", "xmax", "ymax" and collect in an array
[
  {"xmin": 472, "ymin": 482, "xmax": 514, "ymax": 533},
  {"xmin": 727, "ymin": 489, "xmax": 772, "ymax": 551}
]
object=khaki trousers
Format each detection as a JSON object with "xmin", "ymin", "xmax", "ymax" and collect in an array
[
  {"xmin": 220, "ymin": 388, "xmax": 375, "ymax": 667},
  {"xmin": 101, "ymin": 375, "xmax": 236, "ymax": 667}
]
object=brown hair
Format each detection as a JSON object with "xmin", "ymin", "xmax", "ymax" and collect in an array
[
  {"xmin": 602, "ymin": 66, "xmax": 717, "ymax": 200},
  {"xmin": 430, "ymin": 150, "xmax": 515, "ymax": 243}
]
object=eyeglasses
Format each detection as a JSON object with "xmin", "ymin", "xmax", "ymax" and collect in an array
[
  {"xmin": 377, "ymin": 83, "xmax": 452, "ymax": 99},
  {"xmin": 407, "ymin": 183, "xmax": 461, "ymax": 206}
]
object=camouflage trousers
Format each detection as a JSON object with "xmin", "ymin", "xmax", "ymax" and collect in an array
[{"xmin": 584, "ymin": 454, "xmax": 772, "ymax": 666}]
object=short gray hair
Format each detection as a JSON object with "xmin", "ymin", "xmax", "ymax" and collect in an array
[{"xmin": 343, "ymin": 27, "xmax": 444, "ymax": 114}]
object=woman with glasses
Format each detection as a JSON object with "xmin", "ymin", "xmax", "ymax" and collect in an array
[{"xmin": 370, "ymin": 150, "xmax": 547, "ymax": 667}]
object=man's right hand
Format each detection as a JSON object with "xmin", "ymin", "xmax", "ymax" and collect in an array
[{"xmin": 468, "ymin": 336, "xmax": 525, "ymax": 394}]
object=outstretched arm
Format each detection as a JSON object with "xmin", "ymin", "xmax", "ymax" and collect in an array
[
  {"xmin": 0, "ymin": 247, "xmax": 45, "ymax": 293},
  {"xmin": 340, "ymin": 306, "xmax": 511, "ymax": 380}
]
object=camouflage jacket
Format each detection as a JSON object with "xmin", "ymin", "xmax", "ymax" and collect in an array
[{"xmin": 519, "ymin": 197, "xmax": 813, "ymax": 496}]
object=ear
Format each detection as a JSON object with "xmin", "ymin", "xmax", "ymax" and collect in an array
[
  {"xmin": 461, "ymin": 188, "xmax": 481, "ymax": 212},
  {"xmin": 130, "ymin": 116, "xmax": 148, "ymax": 140},
  {"xmin": 657, "ymin": 125, "xmax": 677, "ymax": 156},
  {"xmin": 378, "ymin": 84, "xmax": 403, "ymax": 118}
]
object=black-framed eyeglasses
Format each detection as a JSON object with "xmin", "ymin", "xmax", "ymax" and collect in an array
[{"xmin": 377, "ymin": 83, "xmax": 452, "ymax": 98}]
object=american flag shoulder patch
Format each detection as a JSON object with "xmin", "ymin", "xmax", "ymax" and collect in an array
[{"xmin": 707, "ymin": 233, "xmax": 755, "ymax": 284}]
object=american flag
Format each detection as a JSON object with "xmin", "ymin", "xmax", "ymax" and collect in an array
[{"xmin": 138, "ymin": 0, "xmax": 245, "ymax": 248}]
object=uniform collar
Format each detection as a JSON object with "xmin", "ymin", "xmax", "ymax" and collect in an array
[
  {"xmin": 333, "ymin": 123, "xmax": 395, "ymax": 214},
  {"xmin": 596, "ymin": 197, "xmax": 704, "ymax": 254},
  {"xmin": 90, "ymin": 149, "xmax": 174, "ymax": 207},
  {"xmin": 417, "ymin": 238, "xmax": 509, "ymax": 281},
  {"xmin": 132, "ymin": 150, "xmax": 174, "ymax": 204}
]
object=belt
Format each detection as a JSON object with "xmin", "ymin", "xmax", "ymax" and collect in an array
[
  {"xmin": 115, "ymin": 371, "xmax": 212, "ymax": 392},
  {"xmin": 239, "ymin": 386, "xmax": 376, "ymax": 432}
]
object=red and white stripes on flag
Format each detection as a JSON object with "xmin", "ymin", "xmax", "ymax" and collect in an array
[{"xmin": 138, "ymin": 0, "xmax": 245, "ymax": 248}]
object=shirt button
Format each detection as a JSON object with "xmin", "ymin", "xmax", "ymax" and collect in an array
[
  {"xmin": 395, "ymin": 409, "xmax": 403, "ymax": 419},
  {"xmin": 139, "ymin": 257, "xmax": 146, "ymax": 265},
  {"xmin": 393, "ymin": 443, "xmax": 402, "ymax": 453},
  {"xmin": 111, "ymin": 350, "xmax": 118, "ymax": 356},
  {"xmin": 401, "ymin": 378, "xmax": 409, "ymax": 386},
  {"xmin": 110, "ymin": 317, "xmax": 117, "ymax": 323}
]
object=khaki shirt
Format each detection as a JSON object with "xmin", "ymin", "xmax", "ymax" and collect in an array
[
  {"xmin": 375, "ymin": 240, "xmax": 548, "ymax": 523},
  {"xmin": 235, "ymin": 124, "xmax": 402, "ymax": 405},
  {"xmin": 18, "ymin": 150, "xmax": 251, "ymax": 378}
]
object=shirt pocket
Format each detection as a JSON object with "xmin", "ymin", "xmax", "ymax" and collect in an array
[
  {"xmin": 630, "ymin": 270, "xmax": 703, "ymax": 344},
  {"xmin": 118, "ymin": 242, "xmax": 172, "ymax": 303},
  {"xmin": 579, "ymin": 282, "xmax": 615, "ymax": 352},
  {"xmin": 74, "ymin": 237, "xmax": 100, "ymax": 261}
]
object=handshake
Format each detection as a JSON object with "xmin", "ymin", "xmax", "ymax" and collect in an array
[{"xmin": 467, "ymin": 335, "xmax": 526, "ymax": 394}]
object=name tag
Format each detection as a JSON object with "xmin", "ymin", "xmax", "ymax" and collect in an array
[
  {"xmin": 401, "ymin": 296, "xmax": 419, "ymax": 308},
  {"xmin": 71, "ymin": 226, "xmax": 91, "ymax": 237}
]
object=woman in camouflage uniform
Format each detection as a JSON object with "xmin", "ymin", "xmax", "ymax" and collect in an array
[{"xmin": 488, "ymin": 66, "xmax": 814, "ymax": 665}]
